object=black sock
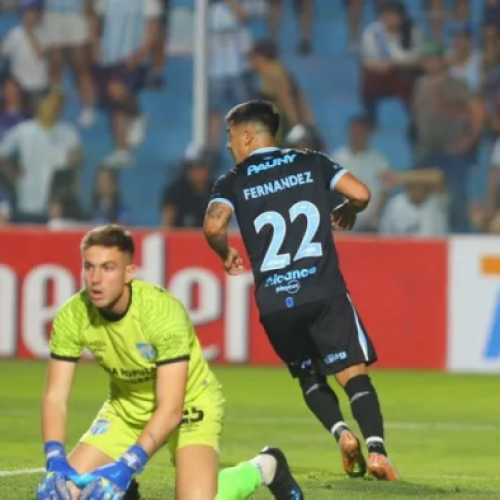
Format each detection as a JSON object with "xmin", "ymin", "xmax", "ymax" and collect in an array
[
  {"xmin": 299, "ymin": 374, "xmax": 348, "ymax": 442},
  {"xmin": 344, "ymin": 374, "xmax": 387, "ymax": 456}
]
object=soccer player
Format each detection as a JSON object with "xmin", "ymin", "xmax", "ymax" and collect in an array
[
  {"xmin": 203, "ymin": 100, "xmax": 399, "ymax": 481},
  {"xmin": 36, "ymin": 224, "xmax": 303, "ymax": 500}
]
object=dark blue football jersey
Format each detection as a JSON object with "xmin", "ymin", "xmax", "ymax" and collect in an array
[{"xmin": 209, "ymin": 147, "xmax": 348, "ymax": 314}]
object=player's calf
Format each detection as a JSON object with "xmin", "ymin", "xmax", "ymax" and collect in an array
[
  {"xmin": 343, "ymin": 373, "xmax": 390, "ymax": 458},
  {"xmin": 299, "ymin": 371, "xmax": 347, "ymax": 436},
  {"xmin": 298, "ymin": 371, "xmax": 366, "ymax": 477}
]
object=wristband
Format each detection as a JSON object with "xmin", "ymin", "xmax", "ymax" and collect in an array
[
  {"xmin": 44, "ymin": 441, "xmax": 65, "ymax": 461},
  {"xmin": 120, "ymin": 445, "xmax": 149, "ymax": 474}
]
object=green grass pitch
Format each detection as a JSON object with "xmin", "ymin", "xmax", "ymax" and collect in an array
[{"xmin": 1, "ymin": 361, "xmax": 500, "ymax": 499}]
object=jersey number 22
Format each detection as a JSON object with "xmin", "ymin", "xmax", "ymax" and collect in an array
[{"xmin": 254, "ymin": 200, "xmax": 323, "ymax": 272}]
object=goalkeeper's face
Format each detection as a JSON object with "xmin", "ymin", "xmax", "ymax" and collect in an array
[{"xmin": 82, "ymin": 245, "xmax": 135, "ymax": 310}]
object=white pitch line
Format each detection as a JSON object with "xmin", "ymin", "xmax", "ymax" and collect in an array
[
  {"xmin": 1, "ymin": 468, "xmax": 500, "ymax": 484},
  {"xmin": 2, "ymin": 409, "xmax": 500, "ymax": 432},
  {"xmin": 228, "ymin": 417, "xmax": 500, "ymax": 433},
  {"xmin": 0, "ymin": 468, "xmax": 44, "ymax": 477}
]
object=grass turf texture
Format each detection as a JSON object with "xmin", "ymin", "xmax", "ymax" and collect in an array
[{"xmin": 0, "ymin": 361, "xmax": 499, "ymax": 499}]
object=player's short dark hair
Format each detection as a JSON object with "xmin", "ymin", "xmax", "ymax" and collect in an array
[
  {"xmin": 225, "ymin": 100, "xmax": 280, "ymax": 137},
  {"xmin": 80, "ymin": 224, "xmax": 135, "ymax": 257}
]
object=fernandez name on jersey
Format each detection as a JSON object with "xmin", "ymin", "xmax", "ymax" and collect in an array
[{"xmin": 210, "ymin": 147, "xmax": 348, "ymax": 315}]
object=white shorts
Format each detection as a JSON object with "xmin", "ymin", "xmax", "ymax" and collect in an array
[{"xmin": 43, "ymin": 12, "xmax": 90, "ymax": 48}]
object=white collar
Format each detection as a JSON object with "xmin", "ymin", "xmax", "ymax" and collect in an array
[{"xmin": 248, "ymin": 147, "xmax": 281, "ymax": 157}]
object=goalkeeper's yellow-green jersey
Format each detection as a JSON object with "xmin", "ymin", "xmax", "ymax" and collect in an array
[{"xmin": 49, "ymin": 280, "xmax": 220, "ymax": 427}]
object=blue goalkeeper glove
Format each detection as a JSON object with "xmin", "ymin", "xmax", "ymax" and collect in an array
[
  {"xmin": 44, "ymin": 441, "xmax": 78, "ymax": 479},
  {"xmin": 37, "ymin": 471, "xmax": 72, "ymax": 500},
  {"xmin": 37, "ymin": 441, "xmax": 80, "ymax": 499},
  {"xmin": 72, "ymin": 445, "xmax": 149, "ymax": 495}
]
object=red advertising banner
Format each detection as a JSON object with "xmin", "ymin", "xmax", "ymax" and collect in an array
[{"xmin": 0, "ymin": 229, "xmax": 447, "ymax": 369}]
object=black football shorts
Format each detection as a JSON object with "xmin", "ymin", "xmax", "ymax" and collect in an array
[{"xmin": 259, "ymin": 293, "xmax": 378, "ymax": 377}]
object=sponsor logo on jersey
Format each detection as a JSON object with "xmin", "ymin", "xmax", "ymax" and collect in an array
[
  {"xmin": 88, "ymin": 340, "xmax": 107, "ymax": 354},
  {"xmin": 136, "ymin": 343, "xmax": 156, "ymax": 360},
  {"xmin": 247, "ymin": 154, "xmax": 297, "ymax": 176},
  {"xmin": 265, "ymin": 267, "xmax": 317, "ymax": 294}
]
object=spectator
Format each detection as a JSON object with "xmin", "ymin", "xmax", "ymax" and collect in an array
[
  {"xmin": 43, "ymin": 0, "xmax": 96, "ymax": 128},
  {"xmin": 0, "ymin": 78, "xmax": 29, "ymax": 206},
  {"xmin": 332, "ymin": 115, "xmax": 390, "ymax": 232},
  {"xmin": 344, "ymin": 0, "xmax": 392, "ymax": 53},
  {"xmin": 147, "ymin": 0, "xmax": 171, "ymax": 89},
  {"xmin": 48, "ymin": 168, "xmax": 87, "ymax": 228},
  {"xmin": 0, "ymin": 89, "xmax": 82, "ymax": 223},
  {"xmin": 207, "ymin": 0, "xmax": 251, "ymax": 154},
  {"xmin": 427, "ymin": 0, "xmax": 470, "ymax": 45},
  {"xmin": 160, "ymin": 151, "xmax": 213, "ymax": 228},
  {"xmin": 480, "ymin": 28, "xmax": 500, "ymax": 97},
  {"xmin": 447, "ymin": 24, "xmax": 481, "ymax": 93},
  {"xmin": 379, "ymin": 168, "xmax": 448, "ymax": 236},
  {"xmin": 90, "ymin": 0, "xmax": 162, "ymax": 167},
  {"xmin": 248, "ymin": 40, "xmax": 314, "ymax": 144},
  {"xmin": 0, "ymin": 79, "xmax": 28, "ymax": 140},
  {"xmin": 483, "ymin": 138, "xmax": 500, "ymax": 232},
  {"xmin": 284, "ymin": 123, "xmax": 323, "ymax": 151},
  {"xmin": 0, "ymin": 0, "xmax": 49, "ymax": 115},
  {"xmin": 267, "ymin": 0, "xmax": 313, "ymax": 55},
  {"xmin": 483, "ymin": 0, "xmax": 500, "ymax": 44},
  {"xmin": 361, "ymin": 1, "xmax": 422, "ymax": 125},
  {"xmin": 412, "ymin": 42, "xmax": 484, "ymax": 232},
  {"xmin": 90, "ymin": 167, "xmax": 130, "ymax": 225},
  {"xmin": 0, "ymin": 188, "xmax": 12, "ymax": 224}
]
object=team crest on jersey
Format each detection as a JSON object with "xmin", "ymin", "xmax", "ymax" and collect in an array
[
  {"xmin": 136, "ymin": 343, "xmax": 156, "ymax": 360},
  {"xmin": 90, "ymin": 419, "xmax": 110, "ymax": 436}
]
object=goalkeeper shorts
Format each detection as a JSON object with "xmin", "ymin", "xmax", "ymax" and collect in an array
[{"xmin": 79, "ymin": 385, "xmax": 225, "ymax": 461}]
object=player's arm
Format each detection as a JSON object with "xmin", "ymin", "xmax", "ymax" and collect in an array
[
  {"xmin": 39, "ymin": 306, "xmax": 83, "ymax": 483},
  {"xmin": 319, "ymin": 154, "xmax": 371, "ymax": 230},
  {"xmin": 137, "ymin": 360, "xmax": 188, "ymax": 455},
  {"xmin": 333, "ymin": 171, "xmax": 371, "ymax": 212},
  {"xmin": 42, "ymin": 359, "xmax": 77, "ymax": 445},
  {"xmin": 203, "ymin": 200, "xmax": 232, "ymax": 261}
]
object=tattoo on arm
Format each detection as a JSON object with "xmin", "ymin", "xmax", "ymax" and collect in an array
[
  {"xmin": 204, "ymin": 202, "xmax": 232, "ymax": 260},
  {"xmin": 207, "ymin": 232, "xmax": 229, "ymax": 260},
  {"xmin": 206, "ymin": 202, "xmax": 231, "ymax": 222}
]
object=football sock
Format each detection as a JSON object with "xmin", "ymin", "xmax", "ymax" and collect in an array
[
  {"xmin": 249, "ymin": 454, "xmax": 277, "ymax": 486},
  {"xmin": 215, "ymin": 461, "xmax": 264, "ymax": 500},
  {"xmin": 344, "ymin": 374, "xmax": 387, "ymax": 456},
  {"xmin": 299, "ymin": 373, "xmax": 349, "ymax": 442}
]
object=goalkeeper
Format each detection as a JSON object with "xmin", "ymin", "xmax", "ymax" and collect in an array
[{"xmin": 37, "ymin": 224, "xmax": 303, "ymax": 500}]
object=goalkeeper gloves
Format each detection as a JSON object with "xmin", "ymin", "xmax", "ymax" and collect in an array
[
  {"xmin": 72, "ymin": 444, "xmax": 149, "ymax": 495},
  {"xmin": 37, "ymin": 441, "xmax": 79, "ymax": 500},
  {"xmin": 44, "ymin": 441, "xmax": 78, "ymax": 479}
]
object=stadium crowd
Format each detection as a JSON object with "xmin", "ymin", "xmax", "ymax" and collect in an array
[{"xmin": 0, "ymin": 0, "xmax": 499, "ymax": 235}]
